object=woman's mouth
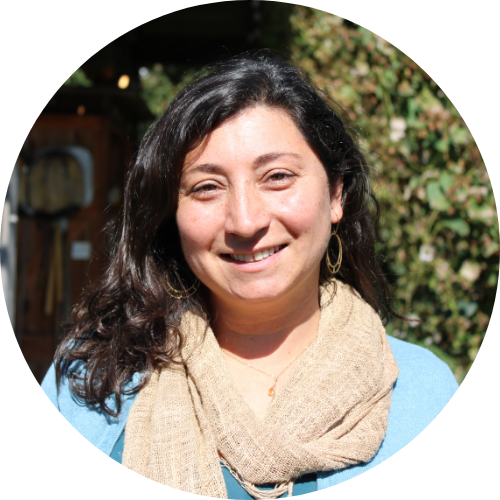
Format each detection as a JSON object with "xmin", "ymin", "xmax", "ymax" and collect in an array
[{"xmin": 222, "ymin": 245, "xmax": 286, "ymax": 263}]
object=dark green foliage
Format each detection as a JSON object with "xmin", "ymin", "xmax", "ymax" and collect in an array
[{"xmin": 290, "ymin": 7, "xmax": 498, "ymax": 382}]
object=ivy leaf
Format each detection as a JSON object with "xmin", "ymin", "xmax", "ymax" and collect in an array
[
  {"xmin": 440, "ymin": 218, "xmax": 470, "ymax": 236},
  {"xmin": 426, "ymin": 181, "xmax": 450, "ymax": 210},
  {"xmin": 439, "ymin": 171, "xmax": 454, "ymax": 193},
  {"xmin": 457, "ymin": 300, "xmax": 479, "ymax": 318},
  {"xmin": 435, "ymin": 138, "xmax": 449, "ymax": 153},
  {"xmin": 451, "ymin": 126, "xmax": 470, "ymax": 145}
]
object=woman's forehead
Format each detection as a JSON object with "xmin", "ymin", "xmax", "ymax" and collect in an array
[{"xmin": 181, "ymin": 106, "xmax": 306, "ymax": 172}]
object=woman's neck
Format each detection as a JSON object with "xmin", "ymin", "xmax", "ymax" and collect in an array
[{"xmin": 210, "ymin": 282, "xmax": 321, "ymax": 365}]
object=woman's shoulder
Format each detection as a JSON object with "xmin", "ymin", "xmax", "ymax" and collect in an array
[
  {"xmin": 386, "ymin": 335, "xmax": 458, "ymax": 450},
  {"xmin": 388, "ymin": 335, "xmax": 459, "ymax": 402},
  {"xmin": 318, "ymin": 336, "xmax": 459, "ymax": 489},
  {"xmin": 386, "ymin": 335, "xmax": 458, "ymax": 446},
  {"xmin": 41, "ymin": 364, "xmax": 140, "ymax": 455}
]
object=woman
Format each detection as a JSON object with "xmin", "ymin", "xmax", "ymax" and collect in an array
[{"xmin": 42, "ymin": 54, "xmax": 458, "ymax": 498}]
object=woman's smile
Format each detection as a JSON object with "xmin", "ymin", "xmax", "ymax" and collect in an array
[
  {"xmin": 220, "ymin": 244, "xmax": 287, "ymax": 268},
  {"xmin": 176, "ymin": 105, "xmax": 343, "ymax": 306}
]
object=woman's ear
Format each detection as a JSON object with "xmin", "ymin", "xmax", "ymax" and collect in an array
[{"xmin": 330, "ymin": 180, "xmax": 343, "ymax": 224}]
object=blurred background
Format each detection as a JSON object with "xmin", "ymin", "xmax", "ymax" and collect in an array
[{"xmin": 1, "ymin": 2, "xmax": 497, "ymax": 384}]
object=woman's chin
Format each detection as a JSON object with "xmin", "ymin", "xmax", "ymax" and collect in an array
[
  {"xmin": 227, "ymin": 288, "xmax": 285, "ymax": 305},
  {"xmin": 213, "ymin": 280, "xmax": 306, "ymax": 308}
]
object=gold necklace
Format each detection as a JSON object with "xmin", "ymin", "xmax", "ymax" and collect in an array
[{"xmin": 222, "ymin": 336, "xmax": 317, "ymax": 397}]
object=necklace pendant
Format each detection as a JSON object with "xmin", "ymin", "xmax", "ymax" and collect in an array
[{"xmin": 268, "ymin": 387, "xmax": 275, "ymax": 397}]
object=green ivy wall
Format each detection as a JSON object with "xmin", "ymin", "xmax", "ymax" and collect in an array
[{"xmin": 289, "ymin": 6, "xmax": 498, "ymax": 381}]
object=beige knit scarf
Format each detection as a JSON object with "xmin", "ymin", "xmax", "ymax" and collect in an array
[{"xmin": 123, "ymin": 281, "xmax": 399, "ymax": 498}]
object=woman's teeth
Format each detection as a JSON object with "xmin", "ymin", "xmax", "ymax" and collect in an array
[{"xmin": 230, "ymin": 246, "xmax": 283, "ymax": 262}]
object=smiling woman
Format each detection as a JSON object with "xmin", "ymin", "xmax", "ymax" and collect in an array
[
  {"xmin": 177, "ymin": 108, "xmax": 340, "ymax": 304},
  {"xmin": 42, "ymin": 53, "xmax": 457, "ymax": 498}
]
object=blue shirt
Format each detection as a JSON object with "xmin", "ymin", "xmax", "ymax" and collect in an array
[{"xmin": 41, "ymin": 336, "xmax": 458, "ymax": 493}]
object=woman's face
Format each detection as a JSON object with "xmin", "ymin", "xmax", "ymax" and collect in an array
[{"xmin": 176, "ymin": 106, "xmax": 343, "ymax": 308}]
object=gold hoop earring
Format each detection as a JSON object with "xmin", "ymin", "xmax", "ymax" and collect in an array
[
  {"xmin": 165, "ymin": 272, "xmax": 200, "ymax": 299},
  {"xmin": 325, "ymin": 225, "xmax": 342, "ymax": 276}
]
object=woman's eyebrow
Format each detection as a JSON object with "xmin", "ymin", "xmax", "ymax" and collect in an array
[
  {"xmin": 254, "ymin": 152, "xmax": 301, "ymax": 167},
  {"xmin": 184, "ymin": 153, "xmax": 302, "ymax": 176},
  {"xmin": 183, "ymin": 163, "xmax": 225, "ymax": 176}
]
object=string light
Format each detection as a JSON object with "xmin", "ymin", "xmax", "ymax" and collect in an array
[{"xmin": 117, "ymin": 74, "xmax": 130, "ymax": 89}]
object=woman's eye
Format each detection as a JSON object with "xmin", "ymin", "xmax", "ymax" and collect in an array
[
  {"xmin": 267, "ymin": 171, "xmax": 294, "ymax": 185},
  {"xmin": 270, "ymin": 173, "xmax": 286, "ymax": 181},
  {"xmin": 192, "ymin": 183, "xmax": 219, "ymax": 196}
]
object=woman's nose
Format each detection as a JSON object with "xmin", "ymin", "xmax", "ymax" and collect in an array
[{"xmin": 224, "ymin": 186, "xmax": 271, "ymax": 238}]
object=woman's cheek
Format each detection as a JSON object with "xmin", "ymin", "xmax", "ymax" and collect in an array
[
  {"xmin": 176, "ymin": 205, "xmax": 201, "ymax": 254},
  {"xmin": 277, "ymin": 189, "xmax": 331, "ymax": 236},
  {"xmin": 177, "ymin": 202, "xmax": 220, "ymax": 253}
]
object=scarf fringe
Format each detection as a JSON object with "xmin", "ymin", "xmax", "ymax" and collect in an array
[{"xmin": 221, "ymin": 458, "xmax": 295, "ymax": 499}]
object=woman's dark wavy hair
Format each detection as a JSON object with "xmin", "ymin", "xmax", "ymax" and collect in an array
[{"xmin": 55, "ymin": 52, "xmax": 398, "ymax": 416}]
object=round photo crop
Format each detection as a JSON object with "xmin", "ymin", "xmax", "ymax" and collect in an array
[{"xmin": 1, "ymin": 2, "xmax": 498, "ymax": 499}]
